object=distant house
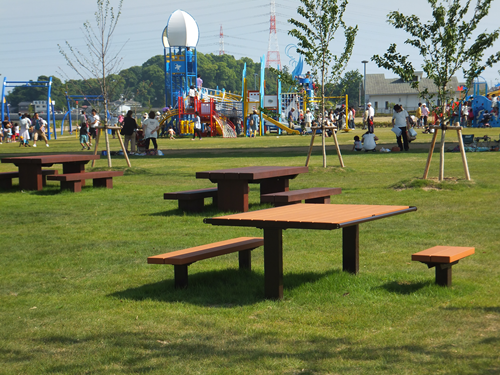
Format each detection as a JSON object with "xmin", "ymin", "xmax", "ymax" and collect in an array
[
  {"xmin": 33, "ymin": 100, "xmax": 55, "ymax": 115},
  {"xmin": 366, "ymin": 72, "xmax": 460, "ymax": 114},
  {"xmin": 18, "ymin": 101, "xmax": 32, "ymax": 113},
  {"xmin": 109, "ymin": 99, "xmax": 142, "ymax": 115}
]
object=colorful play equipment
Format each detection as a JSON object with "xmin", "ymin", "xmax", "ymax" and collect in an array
[
  {"xmin": 469, "ymin": 77, "xmax": 500, "ymax": 128},
  {"xmin": 1, "ymin": 77, "xmax": 57, "ymax": 139}
]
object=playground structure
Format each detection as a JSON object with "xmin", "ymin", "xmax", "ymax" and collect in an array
[
  {"xmin": 1, "ymin": 77, "xmax": 57, "ymax": 139},
  {"xmin": 469, "ymin": 78, "xmax": 500, "ymax": 128}
]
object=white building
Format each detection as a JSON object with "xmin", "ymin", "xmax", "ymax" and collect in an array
[
  {"xmin": 366, "ymin": 72, "xmax": 460, "ymax": 114},
  {"xmin": 33, "ymin": 100, "xmax": 55, "ymax": 114}
]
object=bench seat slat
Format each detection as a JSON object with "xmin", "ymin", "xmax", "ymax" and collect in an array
[
  {"xmin": 148, "ymin": 237, "xmax": 264, "ymax": 265},
  {"xmin": 412, "ymin": 246, "xmax": 475, "ymax": 263},
  {"xmin": 261, "ymin": 187, "xmax": 341, "ymax": 205}
]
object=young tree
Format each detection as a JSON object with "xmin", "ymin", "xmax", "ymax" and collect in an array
[
  {"xmin": 289, "ymin": 0, "xmax": 357, "ymax": 167},
  {"xmin": 58, "ymin": 0, "xmax": 126, "ymax": 167},
  {"xmin": 372, "ymin": 0, "xmax": 500, "ymax": 117}
]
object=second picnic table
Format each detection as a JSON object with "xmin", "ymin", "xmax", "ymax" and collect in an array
[
  {"xmin": 1, "ymin": 154, "xmax": 100, "ymax": 190},
  {"xmin": 196, "ymin": 166, "xmax": 309, "ymax": 212}
]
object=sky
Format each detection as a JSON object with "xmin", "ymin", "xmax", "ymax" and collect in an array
[{"xmin": 1, "ymin": 0, "xmax": 500, "ymax": 92}]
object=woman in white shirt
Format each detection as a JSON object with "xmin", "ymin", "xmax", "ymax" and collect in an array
[{"xmin": 142, "ymin": 111, "xmax": 160, "ymax": 154}]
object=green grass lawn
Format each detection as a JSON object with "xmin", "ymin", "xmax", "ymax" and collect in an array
[{"xmin": 1, "ymin": 129, "xmax": 499, "ymax": 374}]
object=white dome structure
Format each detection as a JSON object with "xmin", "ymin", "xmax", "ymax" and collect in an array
[{"xmin": 162, "ymin": 9, "xmax": 199, "ymax": 48}]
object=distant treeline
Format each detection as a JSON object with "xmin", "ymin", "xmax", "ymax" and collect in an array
[{"xmin": 6, "ymin": 52, "xmax": 362, "ymax": 111}]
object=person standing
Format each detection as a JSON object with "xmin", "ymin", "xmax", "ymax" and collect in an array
[
  {"xmin": 364, "ymin": 102, "xmax": 375, "ymax": 133},
  {"xmin": 142, "ymin": 111, "xmax": 160, "ymax": 153},
  {"xmin": 421, "ymin": 103, "xmax": 429, "ymax": 128},
  {"xmin": 250, "ymin": 109, "xmax": 260, "ymax": 138},
  {"xmin": 88, "ymin": 109, "xmax": 100, "ymax": 146},
  {"xmin": 32, "ymin": 112, "xmax": 49, "ymax": 147},
  {"xmin": 287, "ymin": 107, "xmax": 295, "ymax": 130},
  {"xmin": 392, "ymin": 104, "xmax": 410, "ymax": 151},
  {"xmin": 304, "ymin": 109, "xmax": 313, "ymax": 134},
  {"xmin": 416, "ymin": 103, "xmax": 422, "ymax": 128},
  {"xmin": 192, "ymin": 111, "xmax": 203, "ymax": 140},
  {"xmin": 121, "ymin": 110, "xmax": 137, "ymax": 154},
  {"xmin": 79, "ymin": 120, "xmax": 91, "ymax": 150},
  {"xmin": 229, "ymin": 107, "xmax": 240, "ymax": 135},
  {"xmin": 196, "ymin": 74, "xmax": 203, "ymax": 90},
  {"xmin": 19, "ymin": 113, "xmax": 31, "ymax": 147}
]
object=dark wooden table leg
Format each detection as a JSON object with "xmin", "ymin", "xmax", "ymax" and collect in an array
[
  {"xmin": 18, "ymin": 164, "xmax": 43, "ymax": 190},
  {"xmin": 343, "ymin": 225, "xmax": 359, "ymax": 274},
  {"xmin": 435, "ymin": 264, "xmax": 453, "ymax": 287},
  {"xmin": 260, "ymin": 178, "xmax": 289, "ymax": 203},
  {"xmin": 217, "ymin": 180, "xmax": 249, "ymax": 212},
  {"xmin": 264, "ymin": 228, "xmax": 283, "ymax": 300},
  {"xmin": 63, "ymin": 162, "xmax": 87, "ymax": 186}
]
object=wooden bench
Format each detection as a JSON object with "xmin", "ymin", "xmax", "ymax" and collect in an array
[
  {"xmin": 164, "ymin": 187, "xmax": 218, "ymax": 212},
  {"xmin": 0, "ymin": 169, "xmax": 58, "ymax": 189},
  {"xmin": 412, "ymin": 246, "xmax": 475, "ymax": 286},
  {"xmin": 147, "ymin": 237, "xmax": 264, "ymax": 288},
  {"xmin": 47, "ymin": 171, "xmax": 124, "ymax": 192},
  {"xmin": 260, "ymin": 187, "xmax": 342, "ymax": 206}
]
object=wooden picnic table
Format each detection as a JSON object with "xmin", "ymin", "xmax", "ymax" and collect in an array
[
  {"xmin": 196, "ymin": 166, "xmax": 309, "ymax": 212},
  {"xmin": 1, "ymin": 154, "xmax": 100, "ymax": 190},
  {"xmin": 204, "ymin": 203, "xmax": 417, "ymax": 300}
]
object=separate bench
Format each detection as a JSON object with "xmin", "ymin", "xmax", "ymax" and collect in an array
[
  {"xmin": 47, "ymin": 171, "xmax": 124, "ymax": 192},
  {"xmin": 260, "ymin": 187, "xmax": 341, "ymax": 206},
  {"xmin": 412, "ymin": 246, "xmax": 475, "ymax": 287},
  {"xmin": 164, "ymin": 187, "xmax": 218, "ymax": 212},
  {"xmin": 148, "ymin": 237, "xmax": 264, "ymax": 288},
  {"xmin": 0, "ymin": 169, "xmax": 58, "ymax": 189}
]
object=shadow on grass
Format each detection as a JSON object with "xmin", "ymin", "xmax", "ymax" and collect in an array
[
  {"xmin": 379, "ymin": 280, "xmax": 429, "ymax": 294},
  {"xmin": 148, "ymin": 202, "xmax": 273, "ymax": 217},
  {"xmin": 109, "ymin": 269, "xmax": 336, "ymax": 306}
]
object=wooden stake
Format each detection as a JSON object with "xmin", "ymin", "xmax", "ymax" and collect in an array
[
  {"xmin": 331, "ymin": 128, "xmax": 345, "ymax": 168},
  {"xmin": 305, "ymin": 130, "xmax": 316, "ymax": 167},
  {"xmin": 423, "ymin": 129, "xmax": 439, "ymax": 179},
  {"xmin": 115, "ymin": 129, "xmax": 131, "ymax": 167},
  {"xmin": 92, "ymin": 128, "xmax": 100, "ymax": 167},
  {"xmin": 456, "ymin": 128, "xmax": 471, "ymax": 180},
  {"xmin": 439, "ymin": 127, "xmax": 447, "ymax": 181}
]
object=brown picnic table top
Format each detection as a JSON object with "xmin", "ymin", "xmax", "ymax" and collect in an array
[
  {"xmin": 205, "ymin": 203, "xmax": 417, "ymax": 299},
  {"xmin": 1, "ymin": 154, "xmax": 100, "ymax": 190},
  {"xmin": 196, "ymin": 166, "xmax": 309, "ymax": 212}
]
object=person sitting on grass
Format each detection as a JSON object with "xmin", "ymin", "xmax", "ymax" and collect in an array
[
  {"xmin": 352, "ymin": 135, "xmax": 362, "ymax": 151},
  {"xmin": 362, "ymin": 131, "xmax": 378, "ymax": 152}
]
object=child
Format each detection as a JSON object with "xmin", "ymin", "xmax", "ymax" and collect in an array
[
  {"xmin": 352, "ymin": 135, "xmax": 362, "ymax": 151},
  {"xmin": 13, "ymin": 123, "xmax": 19, "ymax": 142},
  {"xmin": 79, "ymin": 121, "xmax": 91, "ymax": 150},
  {"xmin": 168, "ymin": 127, "xmax": 175, "ymax": 140}
]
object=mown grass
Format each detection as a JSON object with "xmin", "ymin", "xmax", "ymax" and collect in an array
[{"xmin": 0, "ymin": 129, "xmax": 499, "ymax": 374}]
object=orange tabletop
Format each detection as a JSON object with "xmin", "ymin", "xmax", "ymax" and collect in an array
[
  {"xmin": 1, "ymin": 154, "xmax": 100, "ymax": 190},
  {"xmin": 196, "ymin": 166, "xmax": 309, "ymax": 212},
  {"xmin": 205, "ymin": 204, "xmax": 417, "ymax": 299}
]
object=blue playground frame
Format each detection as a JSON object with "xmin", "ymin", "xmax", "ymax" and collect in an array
[{"xmin": 1, "ymin": 77, "xmax": 57, "ymax": 139}]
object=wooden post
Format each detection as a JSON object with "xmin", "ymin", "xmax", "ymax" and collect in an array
[
  {"xmin": 456, "ymin": 128, "xmax": 471, "ymax": 181},
  {"xmin": 305, "ymin": 130, "xmax": 316, "ymax": 167},
  {"xmin": 92, "ymin": 126, "xmax": 132, "ymax": 168},
  {"xmin": 91, "ymin": 128, "xmax": 101, "ymax": 167},
  {"xmin": 423, "ymin": 124, "xmax": 471, "ymax": 181},
  {"xmin": 439, "ymin": 127, "xmax": 447, "ymax": 181},
  {"xmin": 331, "ymin": 127, "xmax": 345, "ymax": 168},
  {"xmin": 423, "ymin": 129, "xmax": 439, "ymax": 179},
  {"xmin": 322, "ymin": 125, "xmax": 326, "ymax": 168},
  {"xmin": 114, "ymin": 127, "xmax": 131, "ymax": 167}
]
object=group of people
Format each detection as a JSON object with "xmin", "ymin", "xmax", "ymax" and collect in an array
[{"xmin": 1, "ymin": 113, "xmax": 50, "ymax": 147}]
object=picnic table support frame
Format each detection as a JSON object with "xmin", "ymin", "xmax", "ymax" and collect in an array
[
  {"xmin": 264, "ymin": 228, "xmax": 283, "ymax": 300},
  {"xmin": 423, "ymin": 124, "xmax": 471, "ymax": 181},
  {"xmin": 18, "ymin": 165, "xmax": 43, "ymax": 191},
  {"xmin": 343, "ymin": 225, "xmax": 359, "ymax": 274}
]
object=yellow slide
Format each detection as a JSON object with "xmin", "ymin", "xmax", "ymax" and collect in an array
[
  {"xmin": 261, "ymin": 113, "xmax": 300, "ymax": 135},
  {"xmin": 159, "ymin": 109, "xmax": 178, "ymax": 126},
  {"xmin": 212, "ymin": 115, "xmax": 237, "ymax": 138}
]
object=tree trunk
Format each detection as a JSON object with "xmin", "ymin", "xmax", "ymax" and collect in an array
[{"xmin": 321, "ymin": 54, "xmax": 326, "ymax": 168}]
